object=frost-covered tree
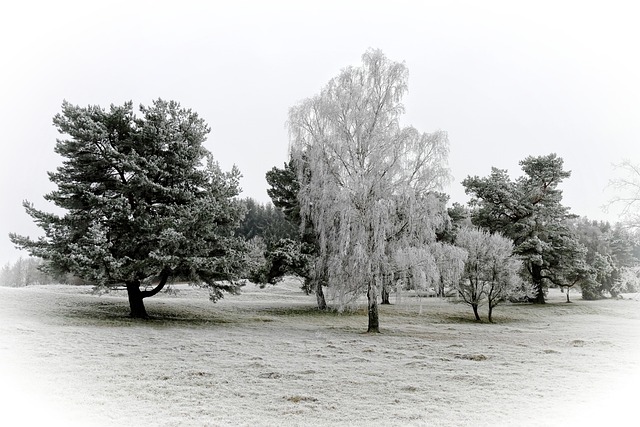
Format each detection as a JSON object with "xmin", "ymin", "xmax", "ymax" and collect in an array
[
  {"xmin": 482, "ymin": 235, "xmax": 522, "ymax": 322},
  {"xmin": 455, "ymin": 227, "xmax": 521, "ymax": 322},
  {"xmin": 9, "ymin": 100, "xmax": 247, "ymax": 318},
  {"xmin": 618, "ymin": 266, "xmax": 640, "ymax": 293},
  {"xmin": 288, "ymin": 49, "xmax": 450, "ymax": 332},
  {"xmin": 608, "ymin": 160, "xmax": 640, "ymax": 229},
  {"xmin": 432, "ymin": 242, "xmax": 467, "ymax": 297},
  {"xmin": 463, "ymin": 154, "xmax": 584, "ymax": 303},
  {"xmin": 570, "ymin": 218, "xmax": 640, "ymax": 299}
]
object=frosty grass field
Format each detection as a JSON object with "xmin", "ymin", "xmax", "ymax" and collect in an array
[{"xmin": 1, "ymin": 279, "xmax": 639, "ymax": 426}]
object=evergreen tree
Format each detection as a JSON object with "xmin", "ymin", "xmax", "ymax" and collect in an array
[
  {"xmin": 236, "ymin": 198, "xmax": 297, "ymax": 245},
  {"xmin": 265, "ymin": 160, "xmax": 327, "ymax": 308},
  {"xmin": 266, "ymin": 160, "xmax": 303, "ymax": 225},
  {"xmin": 463, "ymin": 154, "xmax": 585, "ymax": 303},
  {"xmin": 9, "ymin": 100, "xmax": 247, "ymax": 317}
]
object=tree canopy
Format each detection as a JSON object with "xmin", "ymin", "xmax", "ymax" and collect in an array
[
  {"xmin": 462, "ymin": 154, "xmax": 585, "ymax": 303},
  {"xmin": 10, "ymin": 99, "xmax": 248, "ymax": 317},
  {"xmin": 455, "ymin": 227, "xmax": 521, "ymax": 321},
  {"xmin": 288, "ymin": 49, "xmax": 451, "ymax": 332},
  {"xmin": 571, "ymin": 218, "xmax": 640, "ymax": 299},
  {"xmin": 235, "ymin": 197, "xmax": 297, "ymax": 246}
]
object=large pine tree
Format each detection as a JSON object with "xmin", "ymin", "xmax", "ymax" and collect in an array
[
  {"xmin": 462, "ymin": 154, "xmax": 586, "ymax": 303},
  {"xmin": 10, "ymin": 99, "xmax": 247, "ymax": 317}
]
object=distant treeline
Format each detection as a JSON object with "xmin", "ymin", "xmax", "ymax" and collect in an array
[{"xmin": 0, "ymin": 257, "xmax": 86, "ymax": 287}]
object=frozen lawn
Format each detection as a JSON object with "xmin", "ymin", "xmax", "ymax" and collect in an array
[{"xmin": 1, "ymin": 279, "xmax": 639, "ymax": 426}]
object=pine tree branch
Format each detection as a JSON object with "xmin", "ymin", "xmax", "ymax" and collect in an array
[{"xmin": 141, "ymin": 266, "xmax": 172, "ymax": 298}]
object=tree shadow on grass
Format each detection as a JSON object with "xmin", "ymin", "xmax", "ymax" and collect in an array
[
  {"xmin": 259, "ymin": 305, "xmax": 363, "ymax": 317},
  {"xmin": 436, "ymin": 312, "xmax": 527, "ymax": 325},
  {"xmin": 58, "ymin": 299, "xmax": 235, "ymax": 327}
]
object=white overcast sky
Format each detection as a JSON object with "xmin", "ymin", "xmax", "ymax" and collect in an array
[{"xmin": 1, "ymin": 0, "xmax": 638, "ymax": 264}]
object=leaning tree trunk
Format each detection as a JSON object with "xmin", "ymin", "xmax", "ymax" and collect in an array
[
  {"xmin": 125, "ymin": 267, "xmax": 172, "ymax": 319},
  {"xmin": 531, "ymin": 263, "xmax": 546, "ymax": 304},
  {"xmin": 367, "ymin": 283, "xmax": 380, "ymax": 333},
  {"xmin": 472, "ymin": 303, "xmax": 481, "ymax": 322}
]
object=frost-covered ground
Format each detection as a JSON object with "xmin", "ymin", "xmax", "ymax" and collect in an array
[{"xmin": 1, "ymin": 279, "xmax": 639, "ymax": 426}]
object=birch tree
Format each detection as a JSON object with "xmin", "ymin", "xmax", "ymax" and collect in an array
[{"xmin": 288, "ymin": 49, "xmax": 450, "ymax": 332}]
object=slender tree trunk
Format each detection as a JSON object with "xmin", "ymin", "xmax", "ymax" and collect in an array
[
  {"xmin": 566, "ymin": 287, "xmax": 571, "ymax": 303},
  {"xmin": 316, "ymin": 280, "xmax": 327, "ymax": 310},
  {"xmin": 367, "ymin": 283, "xmax": 380, "ymax": 333},
  {"xmin": 487, "ymin": 303, "xmax": 493, "ymax": 323},
  {"xmin": 381, "ymin": 285, "xmax": 390, "ymax": 305},
  {"xmin": 472, "ymin": 303, "xmax": 481, "ymax": 321},
  {"xmin": 531, "ymin": 263, "xmax": 545, "ymax": 304},
  {"xmin": 126, "ymin": 280, "xmax": 148, "ymax": 319}
]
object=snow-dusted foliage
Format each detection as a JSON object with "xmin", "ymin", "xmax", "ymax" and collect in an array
[
  {"xmin": 432, "ymin": 242, "xmax": 468, "ymax": 297},
  {"xmin": 609, "ymin": 160, "xmax": 640, "ymax": 229},
  {"xmin": 288, "ymin": 49, "xmax": 450, "ymax": 331},
  {"xmin": 463, "ymin": 154, "xmax": 584, "ymax": 303},
  {"xmin": 455, "ymin": 227, "xmax": 522, "ymax": 322},
  {"xmin": 618, "ymin": 266, "xmax": 640, "ymax": 293},
  {"xmin": 10, "ymin": 100, "xmax": 247, "ymax": 317}
]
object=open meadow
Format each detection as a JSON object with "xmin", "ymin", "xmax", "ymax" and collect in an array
[{"xmin": 1, "ymin": 279, "xmax": 639, "ymax": 426}]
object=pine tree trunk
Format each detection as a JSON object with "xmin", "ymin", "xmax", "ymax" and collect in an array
[
  {"xmin": 316, "ymin": 281, "xmax": 327, "ymax": 310},
  {"xmin": 126, "ymin": 281, "xmax": 148, "ymax": 319},
  {"xmin": 125, "ymin": 268, "xmax": 171, "ymax": 319},
  {"xmin": 472, "ymin": 303, "xmax": 481, "ymax": 321},
  {"xmin": 531, "ymin": 263, "xmax": 546, "ymax": 304},
  {"xmin": 367, "ymin": 284, "xmax": 380, "ymax": 333}
]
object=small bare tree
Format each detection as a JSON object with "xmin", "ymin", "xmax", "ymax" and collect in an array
[{"xmin": 608, "ymin": 159, "xmax": 640, "ymax": 229}]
